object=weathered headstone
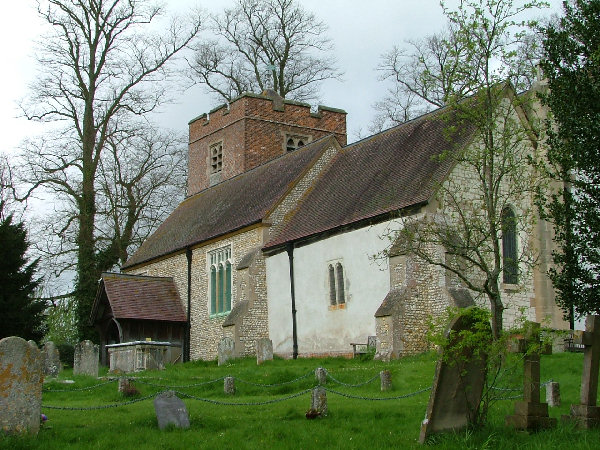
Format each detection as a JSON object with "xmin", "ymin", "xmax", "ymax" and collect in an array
[
  {"xmin": 0, "ymin": 336, "xmax": 44, "ymax": 434},
  {"xmin": 224, "ymin": 376, "xmax": 236, "ymax": 395},
  {"xmin": 256, "ymin": 338, "xmax": 273, "ymax": 365},
  {"xmin": 563, "ymin": 315, "xmax": 600, "ymax": 428},
  {"xmin": 506, "ymin": 322, "xmax": 556, "ymax": 430},
  {"xmin": 315, "ymin": 367, "xmax": 327, "ymax": 385},
  {"xmin": 218, "ymin": 337, "xmax": 235, "ymax": 366},
  {"xmin": 546, "ymin": 382, "xmax": 560, "ymax": 407},
  {"xmin": 310, "ymin": 387, "xmax": 328, "ymax": 416},
  {"xmin": 380, "ymin": 370, "xmax": 392, "ymax": 391},
  {"xmin": 27, "ymin": 340, "xmax": 37, "ymax": 348},
  {"xmin": 118, "ymin": 377, "xmax": 132, "ymax": 393},
  {"xmin": 43, "ymin": 341, "xmax": 61, "ymax": 377},
  {"xmin": 73, "ymin": 340, "xmax": 99, "ymax": 377},
  {"xmin": 153, "ymin": 391, "xmax": 190, "ymax": 430},
  {"xmin": 419, "ymin": 309, "xmax": 488, "ymax": 444}
]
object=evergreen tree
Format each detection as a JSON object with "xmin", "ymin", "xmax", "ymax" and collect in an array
[
  {"xmin": 0, "ymin": 204, "xmax": 45, "ymax": 341},
  {"xmin": 540, "ymin": 0, "xmax": 600, "ymax": 322}
]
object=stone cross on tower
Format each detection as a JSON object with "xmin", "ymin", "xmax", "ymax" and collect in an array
[
  {"xmin": 564, "ymin": 315, "xmax": 600, "ymax": 428},
  {"xmin": 505, "ymin": 322, "xmax": 557, "ymax": 430}
]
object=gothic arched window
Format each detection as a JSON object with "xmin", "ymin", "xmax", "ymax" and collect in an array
[{"xmin": 502, "ymin": 207, "xmax": 518, "ymax": 284}]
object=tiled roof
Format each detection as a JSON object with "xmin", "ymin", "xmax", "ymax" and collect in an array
[
  {"xmin": 123, "ymin": 136, "xmax": 336, "ymax": 269},
  {"xmin": 93, "ymin": 272, "xmax": 186, "ymax": 322},
  {"xmin": 264, "ymin": 107, "xmax": 476, "ymax": 249}
]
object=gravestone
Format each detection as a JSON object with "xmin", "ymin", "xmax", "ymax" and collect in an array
[
  {"xmin": 419, "ymin": 309, "xmax": 488, "ymax": 444},
  {"xmin": 546, "ymin": 382, "xmax": 560, "ymax": 407},
  {"xmin": 218, "ymin": 337, "xmax": 235, "ymax": 366},
  {"xmin": 505, "ymin": 322, "xmax": 556, "ymax": 430},
  {"xmin": 224, "ymin": 376, "xmax": 236, "ymax": 395},
  {"xmin": 73, "ymin": 340, "xmax": 99, "ymax": 377},
  {"xmin": 310, "ymin": 387, "xmax": 328, "ymax": 416},
  {"xmin": 256, "ymin": 338, "xmax": 273, "ymax": 365},
  {"xmin": 563, "ymin": 315, "xmax": 600, "ymax": 428},
  {"xmin": 118, "ymin": 377, "xmax": 132, "ymax": 393},
  {"xmin": 315, "ymin": 367, "xmax": 327, "ymax": 385},
  {"xmin": 153, "ymin": 391, "xmax": 190, "ymax": 430},
  {"xmin": 0, "ymin": 336, "xmax": 44, "ymax": 434},
  {"xmin": 380, "ymin": 370, "xmax": 392, "ymax": 391},
  {"xmin": 43, "ymin": 341, "xmax": 61, "ymax": 377}
]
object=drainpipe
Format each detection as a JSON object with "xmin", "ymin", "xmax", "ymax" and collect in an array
[
  {"xmin": 286, "ymin": 242, "xmax": 298, "ymax": 359},
  {"xmin": 185, "ymin": 247, "xmax": 192, "ymax": 362}
]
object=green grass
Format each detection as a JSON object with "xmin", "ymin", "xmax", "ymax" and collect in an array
[{"xmin": 2, "ymin": 352, "xmax": 600, "ymax": 449}]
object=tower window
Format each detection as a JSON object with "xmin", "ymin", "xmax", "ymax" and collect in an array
[
  {"xmin": 284, "ymin": 133, "xmax": 311, "ymax": 152},
  {"xmin": 210, "ymin": 142, "xmax": 223, "ymax": 174}
]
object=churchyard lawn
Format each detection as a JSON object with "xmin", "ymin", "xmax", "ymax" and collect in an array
[{"xmin": 2, "ymin": 352, "xmax": 599, "ymax": 449}]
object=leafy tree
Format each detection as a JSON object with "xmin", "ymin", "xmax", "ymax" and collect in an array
[
  {"xmin": 388, "ymin": 0, "xmax": 547, "ymax": 339},
  {"xmin": 188, "ymin": 0, "xmax": 341, "ymax": 102},
  {"xmin": 539, "ymin": 0, "xmax": 600, "ymax": 322},
  {"xmin": 16, "ymin": 0, "xmax": 201, "ymax": 341},
  {"xmin": 0, "ymin": 202, "xmax": 45, "ymax": 342}
]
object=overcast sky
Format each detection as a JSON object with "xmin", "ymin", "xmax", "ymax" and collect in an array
[{"xmin": 0, "ymin": 0, "xmax": 564, "ymax": 158}]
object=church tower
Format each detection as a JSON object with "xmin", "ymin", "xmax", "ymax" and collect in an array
[{"xmin": 187, "ymin": 90, "xmax": 347, "ymax": 196}]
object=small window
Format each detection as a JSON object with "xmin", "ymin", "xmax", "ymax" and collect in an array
[
  {"xmin": 284, "ymin": 133, "xmax": 311, "ymax": 152},
  {"xmin": 502, "ymin": 207, "xmax": 518, "ymax": 284},
  {"xmin": 328, "ymin": 262, "xmax": 346, "ymax": 308},
  {"xmin": 210, "ymin": 142, "xmax": 223, "ymax": 174},
  {"xmin": 209, "ymin": 246, "xmax": 232, "ymax": 315}
]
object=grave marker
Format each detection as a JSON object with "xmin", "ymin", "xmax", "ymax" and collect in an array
[
  {"xmin": 256, "ymin": 338, "xmax": 273, "ymax": 365},
  {"xmin": 224, "ymin": 376, "xmax": 236, "ymax": 395},
  {"xmin": 419, "ymin": 309, "xmax": 488, "ymax": 444},
  {"xmin": 563, "ymin": 315, "xmax": 600, "ymax": 428},
  {"xmin": 73, "ymin": 340, "xmax": 99, "ymax": 377},
  {"xmin": 380, "ymin": 370, "xmax": 392, "ymax": 391},
  {"xmin": 43, "ymin": 341, "xmax": 61, "ymax": 377},
  {"xmin": 0, "ymin": 336, "xmax": 44, "ymax": 434},
  {"xmin": 218, "ymin": 337, "xmax": 235, "ymax": 366},
  {"xmin": 153, "ymin": 391, "xmax": 190, "ymax": 430},
  {"xmin": 505, "ymin": 322, "xmax": 556, "ymax": 430},
  {"xmin": 315, "ymin": 367, "xmax": 327, "ymax": 385}
]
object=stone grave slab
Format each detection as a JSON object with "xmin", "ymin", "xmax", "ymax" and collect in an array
[
  {"xmin": 154, "ymin": 391, "xmax": 190, "ymax": 430},
  {"xmin": 0, "ymin": 336, "xmax": 44, "ymax": 434},
  {"xmin": 419, "ymin": 309, "xmax": 488, "ymax": 444},
  {"xmin": 256, "ymin": 338, "xmax": 273, "ymax": 365},
  {"xmin": 73, "ymin": 340, "xmax": 99, "ymax": 377},
  {"xmin": 43, "ymin": 341, "xmax": 61, "ymax": 377},
  {"xmin": 218, "ymin": 337, "xmax": 235, "ymax": 366}
]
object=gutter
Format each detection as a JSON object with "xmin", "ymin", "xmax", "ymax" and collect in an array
[{"xmin": 185, "ymin": 247, "xmax": 192, "ymax": 362}]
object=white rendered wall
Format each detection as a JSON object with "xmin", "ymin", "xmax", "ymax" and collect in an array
[{"xmin": 266, "ymin": 220, "xmax": 397, "ymax": 356}]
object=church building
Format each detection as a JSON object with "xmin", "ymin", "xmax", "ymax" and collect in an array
[{"xmin": 92, "ymin": 88, "xmax": 567, "ymax": 362}]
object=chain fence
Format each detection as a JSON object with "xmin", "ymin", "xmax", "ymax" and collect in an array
[
  {"xmin": 43, "ymin": 379, "xmax": 117, "ymax": 393},
  {"xmin": 324, "ymin": 369, "xmax": 380, "ymax": 388}
]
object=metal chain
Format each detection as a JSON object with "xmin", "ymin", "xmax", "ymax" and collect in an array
[
  {"xmin": 135, "ymin": 377, "xmax": 226, "ymax": 388},
  {"xmin": 42, "ymin": 393, "xmax": 156, "ymax": 410},
  {"xmin": 234, "ymin": 371, "xmax": 313, "ymax": 387},
  {"xmin": 43, "ymin": 380, "xmax": 117, "ymax": 393},
  {"xmin": 173, "ymin": 388, "xmax": 312, "ymax": 406},
  {"xmin": 321, "ymin": 386, "xmax": 432, "ymax": 401},
  {"xmin": 324, "ymin": 370, "xmax": 380, "ymax": 388}
]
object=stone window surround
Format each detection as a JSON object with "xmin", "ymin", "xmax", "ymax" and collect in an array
[
  {"xmin": 327, "ymin": 259, "xmax": 346, "ymax": 310},
  {"xmin": 208, "ymin": 245, "xmax": 232, "ymax": 316},
  {"xmin": 501, "ymin": 206, "xmax": 519, "ymax": 286},
  {"xmin": 282, "ymin": 132, "xmax": 312, "ymax": 152},
  {"xmin": 209, "ymin": 140, "xmax": 223, "ymax": 174}
]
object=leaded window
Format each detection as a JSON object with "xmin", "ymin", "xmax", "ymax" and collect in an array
[
  {"xmin": 502, "ymin": 207, "xmax": 518, "ymax": 284},
  {"xmin": 209, "ymin": 246, "xmax": 232, "ymax": 315}
]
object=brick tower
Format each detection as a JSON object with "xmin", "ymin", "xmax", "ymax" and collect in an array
[{"xmin": 187, "ymin": 90, "xmax": 347, "ymax": 196}]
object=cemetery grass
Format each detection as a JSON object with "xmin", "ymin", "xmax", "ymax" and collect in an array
[{"xmin": 2, "ymin": 352, "xmax": 600, "ymax": 449}]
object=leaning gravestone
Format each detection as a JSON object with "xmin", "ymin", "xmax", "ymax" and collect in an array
[
  {"xmin": 43, "ymin": 341, "xmax": 61, "ymax": 377},
  {"xmin": 218, "ymin": 337, "xmax": 235, "ymax": 366},
  {"xmin": 256, "ymin": 338, "xmax": 273, "ymax": 365},
  {"xmin": 419, "ymin": 308, "xmax": 489, "ymax": 444},
  {"xmin": 73, "ymin": 340, "xmax": 99, "ymax": 377},
  {"xmin": 154, "ymin": 391, "xmax": 190, "ymax": 430},
  {"xmin": 0, "ymin": 336, "xmax": 44, "ymax": 434}
]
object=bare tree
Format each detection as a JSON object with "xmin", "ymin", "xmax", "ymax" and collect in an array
[
  {"xmin": 373, "ymin": 2, "xmax": 546, "ymax": 131},
  {"xmin": 387, "ymin": 0, "xmax": 548, "ymax": 339},
  {"xmin": 188, "ymin": 0, "xmax": 341, "ymax": 102},
  {"xmin": 16, "ymin": 0, "xmax": 201, "ymax": 340}
]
